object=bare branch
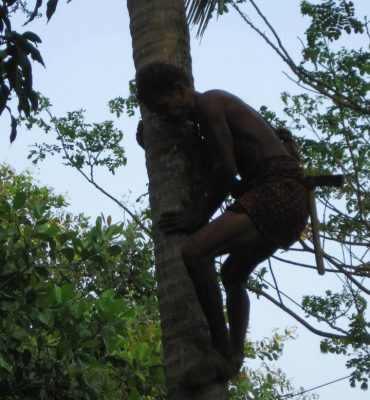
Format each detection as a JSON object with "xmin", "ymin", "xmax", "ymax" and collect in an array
[
  {"xmin": 260, "ymin": 277, "xmax": 349, "ymax": 335},
  {"xmin": 300, "ymin": 241, "xmax": 370, "ymax": 295},
  {"xmin": 272, "ymin": 255, "xmax": 352, "ymax": 274},
  {"xmin": 246, "ymin": 283, "xmax": 347, "ymax": 339},
  {"xmin": 268, "ymin": 257, "xmax": 283, "ymax": 304},
  {"xmin": 319, "ymin": 234, "xmax": 369, "ymax": 248}
]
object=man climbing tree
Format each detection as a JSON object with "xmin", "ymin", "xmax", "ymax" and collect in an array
[{"xmin": 136, "ymin": 62, "xmax": 310, "ymax": 387}]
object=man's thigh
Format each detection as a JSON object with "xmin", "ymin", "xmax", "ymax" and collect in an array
[{"xmin": 186, "ymin": 210, "xmax": 265, "ymax": 259}]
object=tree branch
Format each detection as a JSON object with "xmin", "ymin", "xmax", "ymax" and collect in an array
[
  {"xmin": 268, "ymin": 257, "xmax": 283, "ymax": 304},
  {"xmin": 230, "ymin": 1, "xmax": 370, "ymax": 115},
  {"xmin": 300, "ymin": 241, "xmax": 370, "ymax": 295},
  {"xmin": 246, "ymin": 283, "xmax": 347, "ymax": 340},
  {"xmin": 260, "ymin": 277, "xmax": 349, "ymax": 335}
]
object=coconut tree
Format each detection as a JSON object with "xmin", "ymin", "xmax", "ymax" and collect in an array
[{"xmin": 126, "ymin": 1, "xmax": 228, "ymax": 399}]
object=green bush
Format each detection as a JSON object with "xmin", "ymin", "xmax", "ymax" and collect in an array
[{"xmin": 0, "ymin": 165, "xmax": 165, "ymax": 400}]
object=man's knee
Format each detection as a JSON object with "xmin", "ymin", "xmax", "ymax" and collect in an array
[{"xmin": 220, "ymin": 253, "xmax": 257, "ymax": 288}]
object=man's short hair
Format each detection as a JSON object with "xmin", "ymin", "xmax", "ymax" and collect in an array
[{"xmin": 136, "ymin": 63, "xmax": 192, "ymax": 106}]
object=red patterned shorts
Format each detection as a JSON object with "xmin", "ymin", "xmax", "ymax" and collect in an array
[{"xmin": 228, "ymin": 156, "xmax": 309, "ymax": 249}]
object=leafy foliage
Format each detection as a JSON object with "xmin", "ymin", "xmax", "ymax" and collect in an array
[
  {"xmin": 23, "ymin": 96, "xmax": 127, "ymax": 175},
  {"xmin": 186, "ymin": 0, "xmax": 229, "ymax": 37},
  {"xmin": 301, "ymin": 0, "xmax": 364, "ymax": 44},
  {"xmin": 0, "ymin": 164, "xmax": 165, "ymax": 399},
  {"xmin": 0, "ymin": 0, "xmax": 71, "ymax": 141},
  {"xmin": 108, "ymin": 80, "xmax": 138, "ymax": 118},
  {"xmin": 230, "ymin": 330, "xmax": 317, "ymax": 400}
]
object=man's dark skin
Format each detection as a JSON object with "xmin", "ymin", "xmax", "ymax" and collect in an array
[{"xmin": 147, "ymin": 82, "xmax": 292, "ymax": 386}]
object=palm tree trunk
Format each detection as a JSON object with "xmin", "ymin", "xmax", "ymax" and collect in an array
[{"xmin": 127, "ymin": 1, "xmax": 228, "ymax": 398}]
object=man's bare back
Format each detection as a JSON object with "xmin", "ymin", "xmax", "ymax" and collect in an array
[{"xmin": 196, "ymin": 90, "xmax": 290, "ymax": 181}]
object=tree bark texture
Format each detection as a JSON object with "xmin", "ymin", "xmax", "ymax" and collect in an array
[{"xmin": 127, "ymin": 1, "xmax": 228, "ymax": 398}]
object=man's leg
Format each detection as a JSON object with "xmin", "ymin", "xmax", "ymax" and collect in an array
[
  {"xmin": 180, "ymin": 211, "xmax": 264, "ymax": 385},
  {"xmin": 221, "ymin": 244, "xmax": 275, "ymax": 367},
  {"xmin": 221, "ymin": 253, "xmax": 251, "ymax": 364},
  {"xmin": 182, "ymin": 254, "xmax": 230, "ymax": 355}
]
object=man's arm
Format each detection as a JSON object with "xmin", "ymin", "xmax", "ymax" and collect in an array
[
  {"xmin": 158, "ymin": 94, "xmax": 237, "ymax": 234},
  {"xmin": 197, "ymin": 101, "xmax": 237, "ymax": 222}
]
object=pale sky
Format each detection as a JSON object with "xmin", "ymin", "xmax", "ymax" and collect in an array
[{"xmin": 0, "ymin": 1, "xmax": 369, "ymax": 398}]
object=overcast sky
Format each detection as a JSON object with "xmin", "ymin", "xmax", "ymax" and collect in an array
[{"xmin": 0, "ymin": 1, "xmax": 369, "ymax": 398}]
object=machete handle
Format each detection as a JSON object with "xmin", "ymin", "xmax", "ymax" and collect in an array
[{"xmin": 308, "ymin": 190, "xmax": 325, "ymax": 275}]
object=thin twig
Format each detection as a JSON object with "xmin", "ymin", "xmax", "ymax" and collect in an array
[
  {"xmin": 51, "ymin": 124, "xmax": 152, "ymax": 236},
  {"xmin": 260, "ymin": 277, "xmax": 348, "ymax": 335},
  {"xmin": 318, "ymin": 234, "xmax": 369, "ymax": 248},
  {"xmin": 75, "ymin": 167, "xmax": 151, "ymax": 237},
  {"xmin": 300, "ymin": 241, "xmax": 370, "ymax": 295},
  {"xmin": 280, "ymin": 374, "xmax": 352, "ymax": 399},
  {"xmin": 246, "ymin": 283, "xmax": 347, "ymax": 340},
  {"xmin": 268, "ymin": 258, "xmax": 283, "ymax": 304}
]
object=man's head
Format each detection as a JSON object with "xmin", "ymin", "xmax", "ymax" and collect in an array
[{"xmin": 136, "ymin": 63, "xmax": 196, "ymax": 122}]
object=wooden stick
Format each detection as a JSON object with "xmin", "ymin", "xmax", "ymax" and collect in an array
[{"xmin": 308, "ymin": 189, "xmax": 325, "ymax": 275}]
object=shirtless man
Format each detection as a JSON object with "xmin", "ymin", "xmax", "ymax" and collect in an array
[{"xmin": 136, "ymin": 63, "xmax": 309, "ymax": 387}]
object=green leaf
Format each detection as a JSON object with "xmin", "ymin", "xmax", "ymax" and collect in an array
[
  {"xmin": 53, "ymin": 285, "xmax": 62, "ymax": 303},
  {"xmin": 136, "ymin": 342, "xmax": 149, "ymax": 363},
  {"xmin": 61, "ymin": 247, "xmax": 75, "ymax": 262},
  {"xmin": 37, "ymin": 311, "xmax": 52, "ymax": 326},
  {"xmin": 11, "ymin": 326, "xmax": 28, "ymax": 340},
  {"xmin": 130, "ymin": 387, "xmax": 140, "ymax": 400},
  {"xmin": 46, "ymin": 0, "xmax": 59, "ymax": 22},
  {"xmin": 25, "ymin": 0, "xmax": 43, "ymax": 24},
  {"xmin": 135, "ymin": 369, "xmax": 146, "ymax": 382},
  {"xmin": 108, "ymin": 244, "xmax": 122, "ymax": 256},
  {"xmin": 81, "ymin": 339, "xmax": 99, "ymax": 349},
  {"xmin": 22, "ymin": 31, "xmax": 42, "ymax": 44},
  {"xmin": 101, "ymin": 289, "xmax": 115, "ymax": 301},
  {"xmin": 0, "ymin": 83, "xmax": 10, "ymax": 115},
  {"xmin": 1, "ymin": 301, "xmax": 19, "ymax": 312},
  {"xmin": 13, "ymin": 191, "xmax": 27, "ymax": 210},
  {"xmin": 61, "ymin": 283, "xmax": 75, "ymax": 301},
  {"xmin": 0, "ymin": 355, "xmax": 11, "ymax": 372},
  {"xmin": 34, "ymin": 201, "xmax": 46, "ymax": 219}
]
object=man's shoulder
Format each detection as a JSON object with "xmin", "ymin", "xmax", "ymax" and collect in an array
[
  {"xmin": 199, "ymin": 89, "xmax": 234, "ymax": 101},
  {"xmin": 197, "ymin": 89, "xmax": 237, "ymax": 113}
]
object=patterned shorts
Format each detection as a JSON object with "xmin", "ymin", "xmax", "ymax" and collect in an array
[{"xmin": 228, "ymin": 156, "xmax": 309, "ymax": 250}]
